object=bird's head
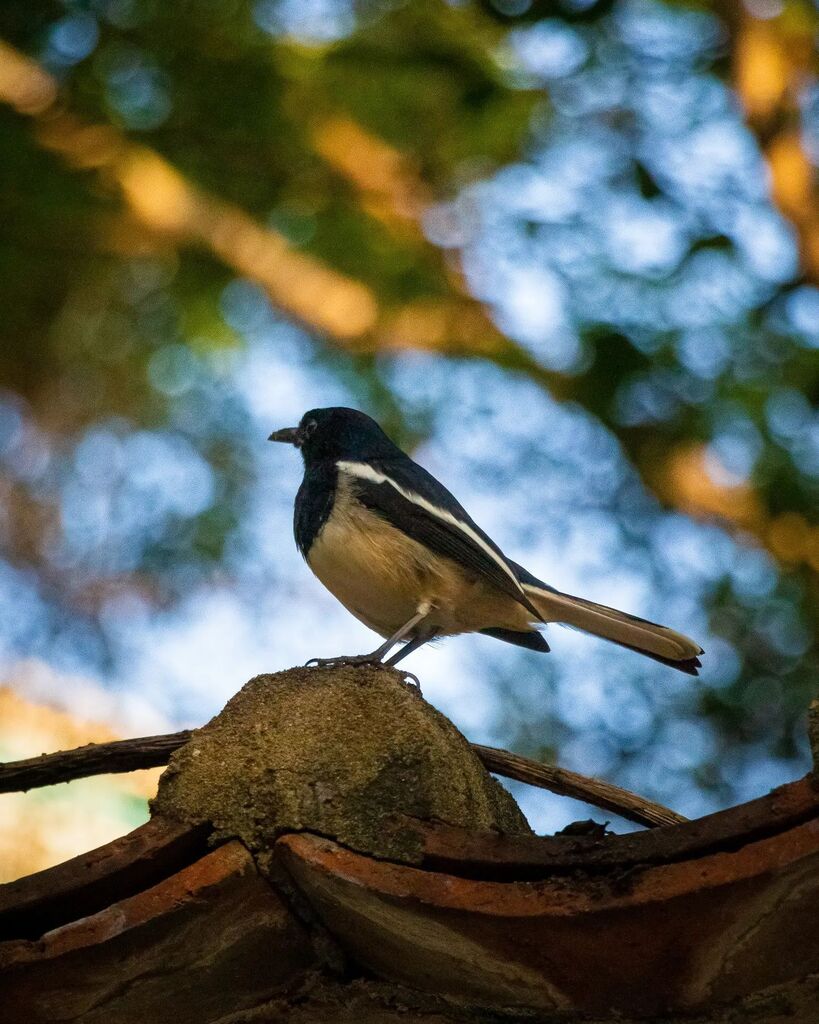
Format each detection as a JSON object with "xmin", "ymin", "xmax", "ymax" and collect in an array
[{"xmin": 268, "ymin": 407, "xmax": 399, "ymax": 463}]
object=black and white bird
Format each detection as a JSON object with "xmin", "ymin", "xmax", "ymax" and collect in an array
[{"xmin": 269, "ymin": 407, "xmax": 703, "ymax": 674}]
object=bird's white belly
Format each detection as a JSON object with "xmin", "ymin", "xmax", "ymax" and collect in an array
[{"xmin": 306, "ymin": 494, "xmax": 533, "ymax": 639}]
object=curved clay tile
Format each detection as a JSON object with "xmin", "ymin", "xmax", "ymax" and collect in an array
[
  {"xmin": 1, "ymin": 775, "xmax": 818, "ymax": 1021},
  {"xmin": 276, "ymin": 796, "xmax": 819, "ymax": 1015}
]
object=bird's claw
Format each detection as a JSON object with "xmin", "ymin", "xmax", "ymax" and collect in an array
[
  {"xmin": 304, "ymin": 654, "xmax": 381, "ymax": 669},
  {"xmin": 400, "ymin": 670, "xmax": 422, "ymax": 691},
  {"xmin": 303, "ymin": 656, "xmax": 421, "ymax": 691}
]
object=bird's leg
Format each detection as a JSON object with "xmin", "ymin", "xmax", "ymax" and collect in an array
[
  {"xmin": 385, "ymin": 632, "xmax": 434, "ymax": 666},
  {"xmin": 383, "ymin": 631, "xmax": 436, "ymax": 691},
  {"xmin": 305, "ymin": 606, "xmax": 430, "ymax": 670}
]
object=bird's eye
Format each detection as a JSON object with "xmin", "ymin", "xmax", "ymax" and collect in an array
[{"xmin": 303, "ymin": 419, "xmax": 318, "ymax": 438}]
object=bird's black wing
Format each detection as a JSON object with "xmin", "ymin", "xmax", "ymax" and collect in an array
[{"xmin": 336, "ymin": 457, "xmax": 543, "ymax": 619}]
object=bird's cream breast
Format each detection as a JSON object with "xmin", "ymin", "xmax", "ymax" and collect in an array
[
  {"xmin": 306, "ymin": 481, "xmax": 433, "ymax": 637},
  {"xmin": 306, "ymin": 477, "xmax": 534, "ymax": 639}
]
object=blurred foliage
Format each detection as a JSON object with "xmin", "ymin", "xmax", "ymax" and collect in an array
[{"xmin": 0, "ymin": 0, "xmax": 818, "ymax": 818}]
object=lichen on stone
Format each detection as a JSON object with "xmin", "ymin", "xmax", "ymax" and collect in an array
[{"xmin": 152, "ymin": 665, "xmax": 530, "ymax": 863}]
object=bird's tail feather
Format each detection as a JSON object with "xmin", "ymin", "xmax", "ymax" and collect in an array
[{"xmin": 522, "ymin": 583, "xmax": 703, "ymax": 676}]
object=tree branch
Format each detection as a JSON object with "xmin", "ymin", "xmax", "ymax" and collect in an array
[
  {"xmin": 0, "ymin": 731, "xmax": 193, "ymax": 794},
  {"xmin": 0, "ymin": 37, "xmax": 560, "ymax": 385},
  {"xmin": 0, "ymin": 729, "xmax": 685, "ymax": 829},
  {"xmin": 474, "ymin": 745, "xmax": 686, "ymax": 829}
]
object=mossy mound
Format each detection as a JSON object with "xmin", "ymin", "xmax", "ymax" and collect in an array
[{"xmin": 152, "ymin": 665, "xmax": 530, "ymax": 862}]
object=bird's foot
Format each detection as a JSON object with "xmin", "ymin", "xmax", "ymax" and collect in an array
[
  {"xmin": 304, "ymin": 653, "xmax": 383, "ymax": 670},
  {"xmin": 303, "ymin": 655, "xmax": 421, "ymax": 690},
  {"xmin": 400, "ymin": 670, "xmax": 422, "ymax": 691}
]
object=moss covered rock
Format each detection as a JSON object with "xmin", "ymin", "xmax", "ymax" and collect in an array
[{"xmin": 152, "ymin": 665, "xmax": 530, "ymax": 862}]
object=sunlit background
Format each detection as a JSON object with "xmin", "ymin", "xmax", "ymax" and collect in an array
[{"xmin": 1, "ymin": 0, "xmax": 817, "ymax": 881}]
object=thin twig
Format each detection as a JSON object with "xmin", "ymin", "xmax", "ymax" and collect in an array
[
  {"xmin": 0, "ymin": 731, "xmax": 686, "ymax": 829},
  {"xmin": 474, "ymin": 745, "xmax": 687, "ymax": 829},
  {"xmin": 0, "ymin": 731, "xmax": 193, "ymax": 794}
]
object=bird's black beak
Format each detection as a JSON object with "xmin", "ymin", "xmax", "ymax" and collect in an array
[{"xmin": 268, "ymin": 426, "xmax": 302, "ymax": 446}]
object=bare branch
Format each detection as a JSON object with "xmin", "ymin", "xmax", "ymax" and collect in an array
[
  {"xmin": 474, "ymin": 745, "xmax": 687, "ymax": 829},
  {"xmin": 0, "ymin": 729, "xmax": 685, "ymax": 829},
  {"xmin": 0, "ymin": 731, "xmax": 192, "ymax": 793}
]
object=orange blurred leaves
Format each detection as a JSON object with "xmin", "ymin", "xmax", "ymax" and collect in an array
[{"xmin": 730, "ymin": 6, "xmax": 819, "ymax": 283}]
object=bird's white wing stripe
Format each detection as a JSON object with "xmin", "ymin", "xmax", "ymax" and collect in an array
[{"xmin": 337, "ymin": 460, "xmax": 523, "ymax": 593}]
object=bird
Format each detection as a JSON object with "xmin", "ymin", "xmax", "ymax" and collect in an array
[{"xmin": 269, "ymin": 407, "xmax": 703, "ymax": 674}]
